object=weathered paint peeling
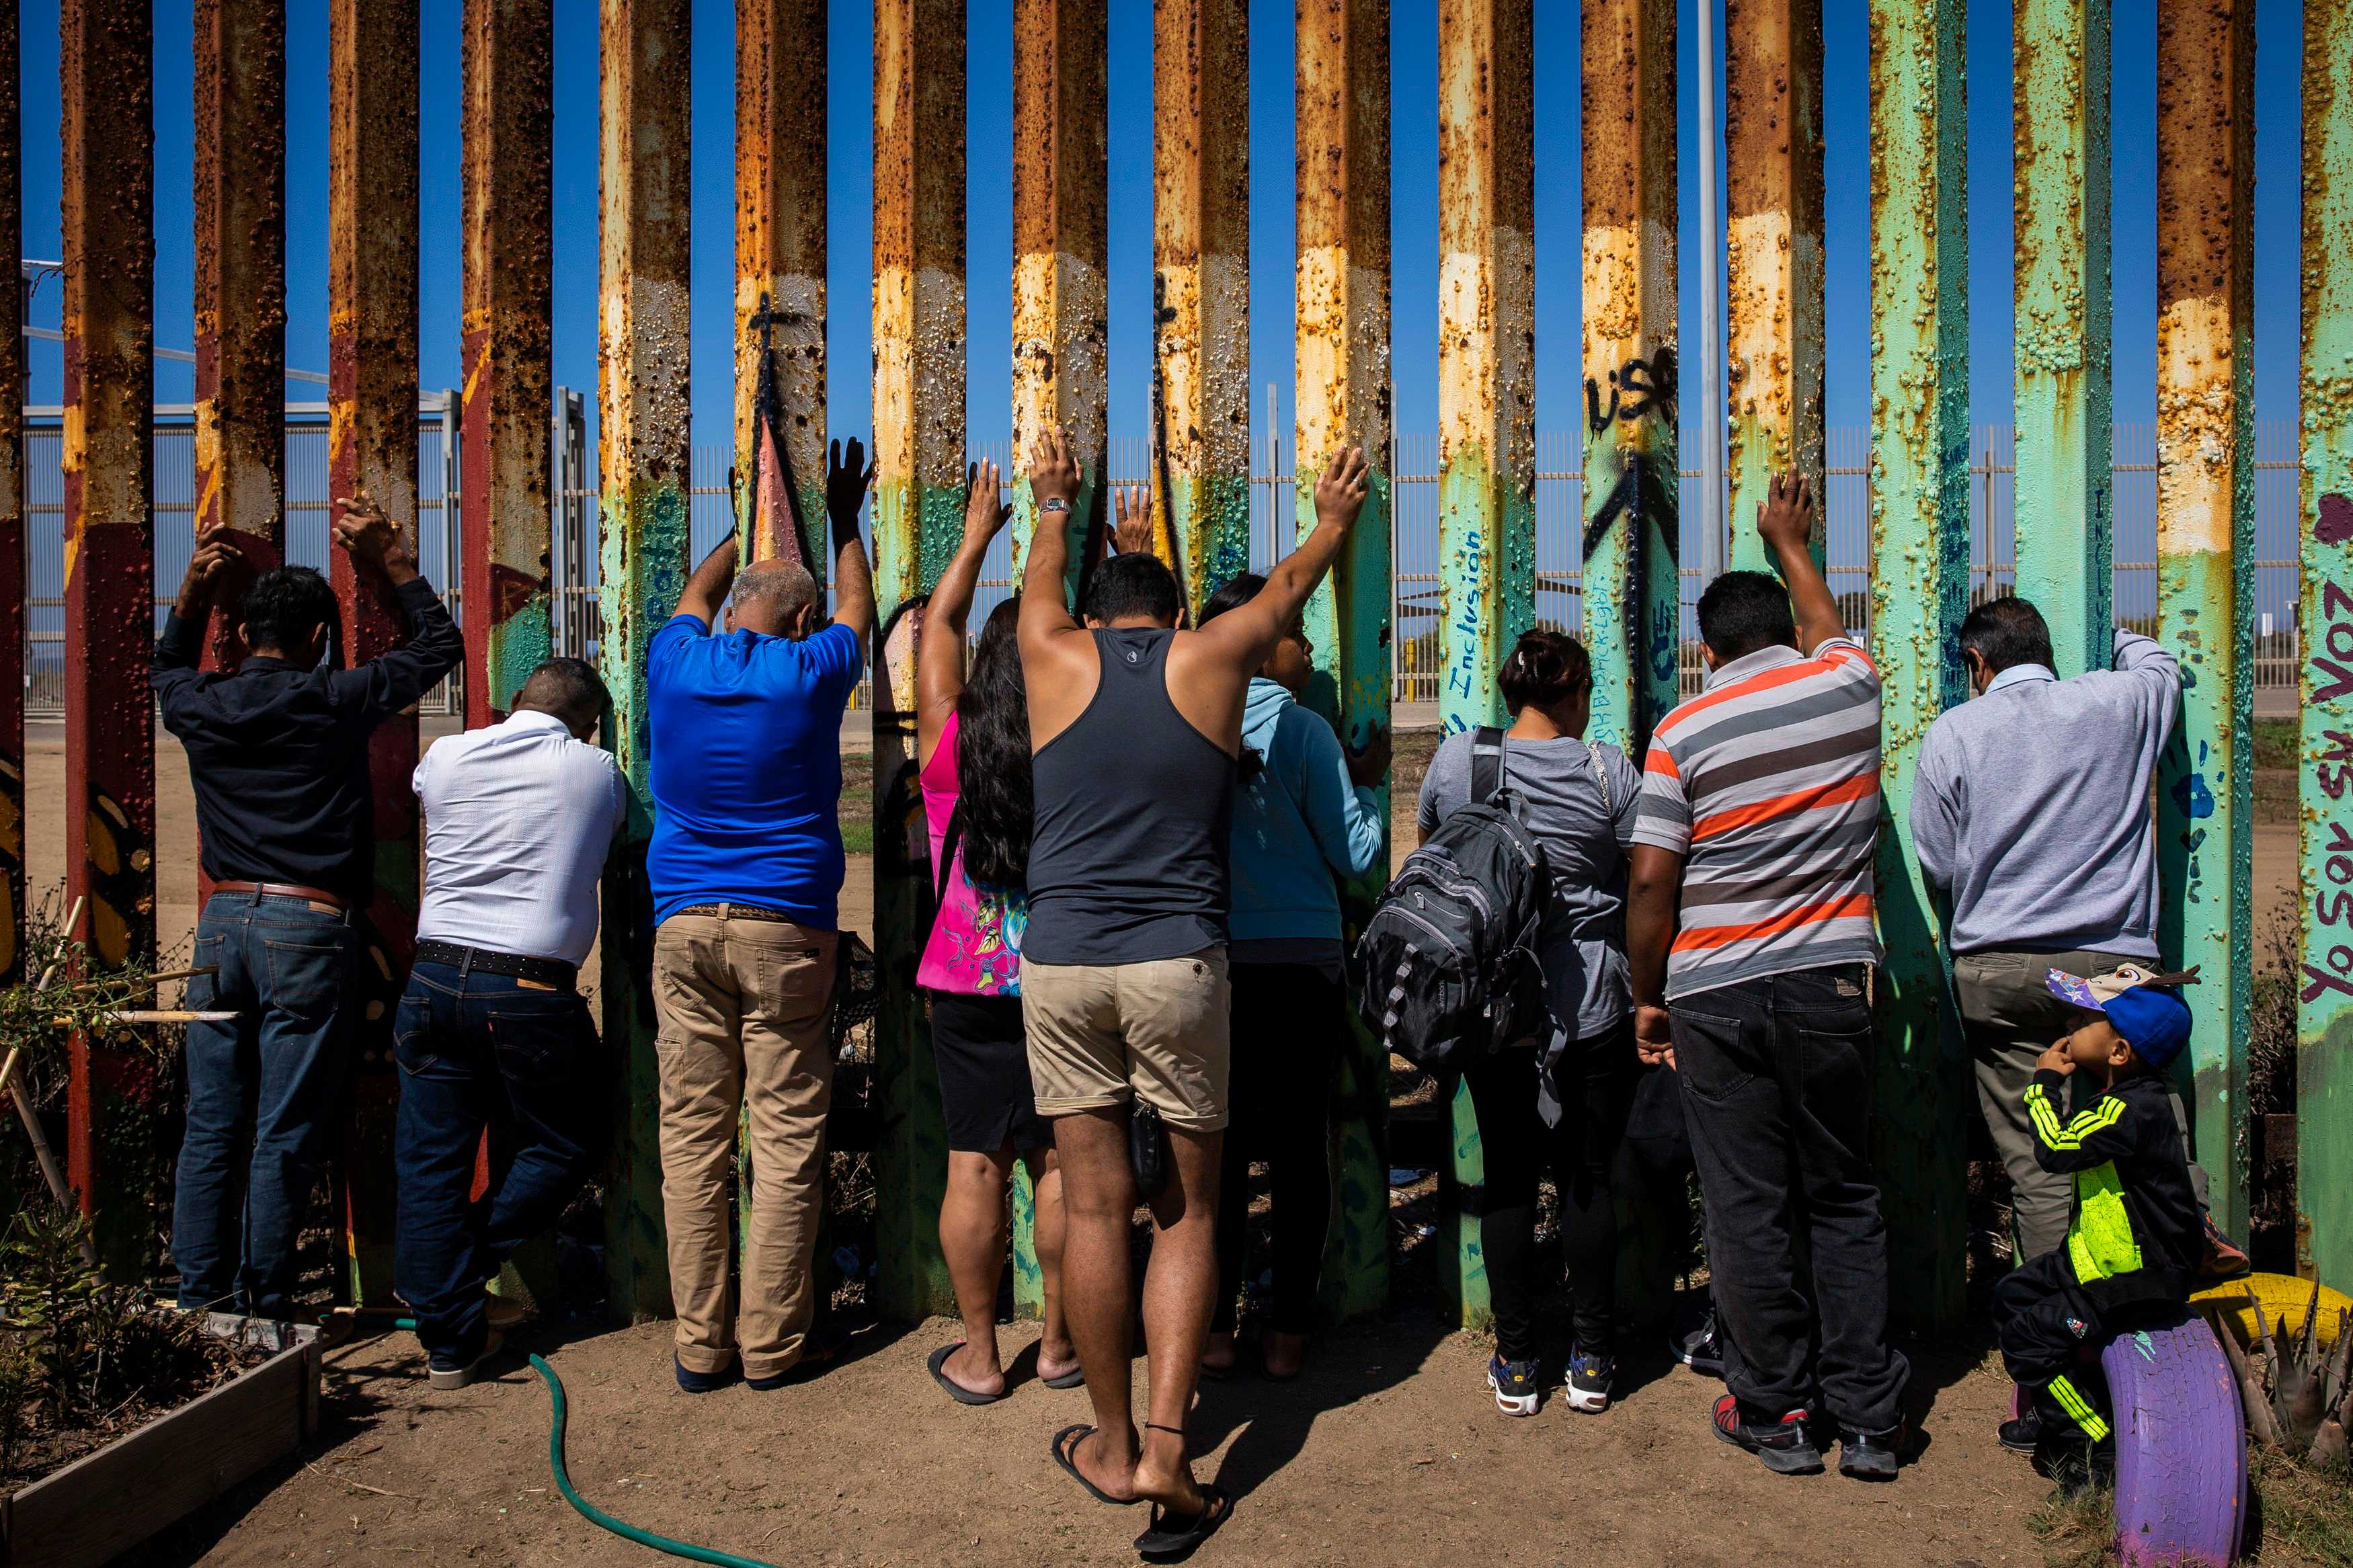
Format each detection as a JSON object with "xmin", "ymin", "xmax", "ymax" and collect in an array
[
  {"xmin": 2154, "ymin": 0, "xmax": 2254, "ymax": 1245},
  {"xmin": 1724, "ymin": 0, "xmax": 1825, "ymax": 574},
  {"xmin": 2298, "ymin": 0, "xmax": 2353, "ymax": 1291},
  {"xmin": 1866, "ymin": 0, "xmax": 1968, "ymax": 1331},
  {"xmin": 1298, "ymin": 0, "xmax": 1392, "ymax": 1326},
  {"xmin": 0, "ymin": 3, "xmax": 21, "ymax": 987},
  {"xmin": 2012, "ymin": 0, "xmax": 2114, "ymax": 675},
  {"xmin": 871, "ymin": 0, "xmax": 966, "ymax": 1322},
  {"xmin": 461, "ymin": 0, "xmax": 555, "ymax": 725},
  {"xmin": 736, "ymin": 0, "xmax": 827, "ymax": 571},
  {"xmin": 596, "ymin": 0, "xmax": 692, "ymax": 1323},
  {"xmin": 1153, "ymin": 0, "xmax": 1250, "ymax": 613}
]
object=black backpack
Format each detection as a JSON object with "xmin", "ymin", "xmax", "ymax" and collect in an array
[{"xmin": 1356, "ymin": 728, "xmax": 1553, "ymax": 1073}]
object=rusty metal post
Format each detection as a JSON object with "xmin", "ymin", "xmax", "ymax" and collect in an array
[
  {"xmin": 598, "ymin": 0, "xmax": 692, "ymax": 1321},
  {"xmin": 1867, "ymin": 0, "xmax": 1968, "ymax": 1330},
  {"xmin": 1581, "ymin": 0, "xmax": 1681, "ymax": 1329},
  {"xmin": 1009, "ymin": 0, "xmax": 1106, "ymax": 595},
  {"xmin": 1152, "ymin": 0, "xmax": 1249, "ymax": 612},
  {"xmin": 2298, "ymin": 0, "xmax": 2353, "ymax": 1290},
  {"xmin": 2012, "ymin": 0, "xmax": 2112, "ymax": 675},
  {"xmin": 1723, "ymin": 0, "xmax": 1825, "ymax": 575},
  {"xmin": 1297, "ymin": 0, "xmax": 1390, "ymax": 1323},
  {"xmin": 329, "ymin": 0, "xmax": 421, "ymax": 1303},
  {"xmin": 62, "ymin": 0, "xmax": 159, "ymax": 1278},
  {"xmin": 460, "ymin": 0, "xmax": 553, "ymax": 725},
  {"xmin": 871, "ymin": 0, "xmax": 965, "ymax": 1324},
  {"xmin": 194, "ymin": 0, "xmax": 286, "ymax": 684},
  {"xmin": 0, "ymin": 5, "xmax": 22, "ymax": 991},
  {"xmin": 1430, "ymin": 0, "xmax": 1532, "ymax": 1331},
  {"xmin": 736, "ymin": 0, "xmax": 826, "ymax": 570},
  {"xmin": 2155, "ymin": 0, "xmax": 2254, "ymax": 1247}
]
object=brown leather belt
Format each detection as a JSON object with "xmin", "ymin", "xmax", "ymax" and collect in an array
[
  {"xmin": 211, "ymin": 880, "xmax": 350, "ymax": 913},
  {"xmin": 672, "ymin": 901, "xmax": 799, "ymax": 923}
]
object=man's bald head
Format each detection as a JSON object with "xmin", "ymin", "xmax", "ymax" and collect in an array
[{"xmin": 731, "ymin": 557, "xmax": 822, "ymax": 637}]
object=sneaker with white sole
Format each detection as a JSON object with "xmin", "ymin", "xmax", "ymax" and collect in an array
[
  {"xmin": 1486, "ymin": 1354, "xmax": 1542, "ymax": 1417},
  {"xmin": 427, "ymin": 1327, "xmax": 504, "ymax": 1390},
  {"xmin": 1673, "ymin": 1304, "xmax": 1724, "ymax": 1378},
  {"xmin": 1564, "ymin": 1346, "xmax": 1615, "ymax": 1414}
]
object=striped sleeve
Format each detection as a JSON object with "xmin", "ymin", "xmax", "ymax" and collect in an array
[
  {"xmin": 2025, "ymin": 1071, "xmax": 2136, "ymax": 1171},
  {"xmin": 1630, "ymin": 739, "xmax": 1691, "ymax": 856}
]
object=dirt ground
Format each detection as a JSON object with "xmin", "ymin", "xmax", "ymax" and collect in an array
[{"xmin": 136, "ymin": 1313, "xmax": 2045, "ymax": 1568}]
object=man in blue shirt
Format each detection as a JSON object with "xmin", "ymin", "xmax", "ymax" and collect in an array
[{"xmin": 648, "ymin": 440, "xmax": 875, "ymax": 1393}]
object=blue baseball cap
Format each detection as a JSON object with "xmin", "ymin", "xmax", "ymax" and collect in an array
[{"xmin": 2045, "ymin": 964, "xmax": 2196, "ymax": 1070}]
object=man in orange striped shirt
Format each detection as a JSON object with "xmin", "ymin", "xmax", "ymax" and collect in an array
[{"xmin": 1626, "ymin": 472, "xmax": 1908, "ymax": 1482}]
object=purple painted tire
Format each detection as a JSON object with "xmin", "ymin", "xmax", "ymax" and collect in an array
[{"xmin": 2102, "ymin": 1311, "xmax": 2247, "ymax": 1567}]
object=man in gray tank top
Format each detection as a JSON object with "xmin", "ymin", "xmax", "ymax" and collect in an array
[{"xmin": 1019, "ymin": 425, "xmax": 1369, "ymax": 1540}]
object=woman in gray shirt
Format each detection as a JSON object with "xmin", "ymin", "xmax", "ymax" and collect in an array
[{"xmin": 1416, "ymin": 629, "xmax": 1642, "ymax": 1419}]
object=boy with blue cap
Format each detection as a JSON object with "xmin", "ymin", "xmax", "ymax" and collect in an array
[{"xmin": 1993, "ymin": 963, "xmax": 2203, "ymax": 1463}]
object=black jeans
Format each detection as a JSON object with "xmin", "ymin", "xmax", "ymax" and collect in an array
[
  {"xmin": 393, "ymin": 961, "xmax": 605, "ymax": 1360},
  {"xmin": 1462, "ymin": 1022, "xmax": 1638, "ymax": 1360},
  {"xmin": 1212, "ymin": 961, "xmax": 1341, "ymax": 1336},
  {"xmin": 175, "ymin": 891, "xmax": 358, "ymax": 1317},
  {"xmin": 1670, "ymin": 963, "xmax": 1909, "ymax": 1433}
]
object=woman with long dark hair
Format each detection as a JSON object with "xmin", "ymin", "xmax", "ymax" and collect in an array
[
  {"xmin": 1415, "ymin": 628, "xmax": 1643, "ymax": 1417},
  {"xmin": 913, "ymin": 460, "xmax": 1076, "ymax": 1401}
]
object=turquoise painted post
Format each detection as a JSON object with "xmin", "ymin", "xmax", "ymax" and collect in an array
[
  {"xmin": 594, "ymin": 0, "xmax": 692, "ymax": 1321},
  {"xmin": 2011, "ymin": 0, "xmax": 2112, "ymax": 676},
  {"xmin": 1297, "ymin": 0, "xmax": 1392, "ymax": 1323},
  {"xmin": 2153, "ymin": 0, "xmax": 2255, "ymax": 1245},
  {"xmin": 1867, "ymin": 0, "xmax": 1970, "ymax": 1332},
  {"xmin": 2297, "ymin": 0, "xmax": 2353, "ymax": 1291}
]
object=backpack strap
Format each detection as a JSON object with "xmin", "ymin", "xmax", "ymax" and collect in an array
[
  {"xmin": 1470, "ymin": 726, "xmax": 1507, "ymax": 806},
  {"xmin": 934, "ymin": 802, "xmax": 964, "ymax": 905}
]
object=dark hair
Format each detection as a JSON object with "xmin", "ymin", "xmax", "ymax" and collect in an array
[
  {"xmin": 1958, "ymin": 594, "xmax": 2054, "ymax": 675},
  {"xmin": 516, "ymin": 657, "xmax": 610, "ymax": 731},
  {"xmin": 955, "ymin": 597, "xmax": 1035, "ymax": 890},
  {"xmin": 238, "ymin": 565, "xmax": 338, "ymax": 655},
  {"xmin": 1497, "ymin": 628, "xmax": 1593, "ymax": 715},
  {"xmin": 1696, "ymin": 570, "xmax": 1797, "ymax": 662},
  {"xmin": 1197, "ymin": 571, "xmax": 1264, "ymax": 626},
  {"xmin": 1080, "ymin": 552, "xmax": 1183, "ymax": 626}
]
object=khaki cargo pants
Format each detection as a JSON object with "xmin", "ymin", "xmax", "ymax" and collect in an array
[{"xmin": 653, "ymin": 909, "xmax": 836, "ymax": 1380}]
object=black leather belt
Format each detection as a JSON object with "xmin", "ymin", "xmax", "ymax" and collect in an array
[
  {"xmin": 413, "ymin": 940, "xmax": 577, "ymax": 990},
  {"xmin": 672, "ymin": 901, "xmax": 799, "ymax": 923}
]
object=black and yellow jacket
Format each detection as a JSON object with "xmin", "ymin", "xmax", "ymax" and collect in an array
[{"xmin": 2026, "ymin": 1067, "xmax": 2200, "ymax": 1310}]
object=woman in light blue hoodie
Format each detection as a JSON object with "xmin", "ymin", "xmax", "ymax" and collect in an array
[{"xmin": 1195, "ymin": 573, "xmax": 1386, "ymax": 1380}]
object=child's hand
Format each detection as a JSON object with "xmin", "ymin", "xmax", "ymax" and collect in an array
[{"xmin": 2036, "ymin": 1040, "xmax": 2075, "ymax": 1076}]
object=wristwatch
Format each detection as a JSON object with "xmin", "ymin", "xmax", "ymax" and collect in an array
[{"xmin": 1040, "ymin": 498, "xmax": 1071, "ymax": 514}]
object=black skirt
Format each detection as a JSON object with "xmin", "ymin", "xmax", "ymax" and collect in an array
[{"xmin": 928, "ymin": 990, "xmax": 1053, "ymax": 1153}]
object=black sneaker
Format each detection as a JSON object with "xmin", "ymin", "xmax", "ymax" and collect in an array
[
  {"xmin": 1673, "ymin": 1305, "xmax": 1724, "ymax": 1379},
  {"xmin": 1997, "ymin": 1409, "xmax": 2042, "ymax": 1454},
  {"xmin": 1564, "ymin": 1344, "xmax": 1616, "ymax": 1415},
  {"xmin": 1712, "ymin": 1392, "xmax": 1823, "ymax": 1475},
  {"xmin": 427, "ymin": 1328, "xmax": 504, "ymax": 1391},
  {"xmin": 1487, "ymin": 1354, "xmax": 1542, "ymax": 1417},
  {"xmin": 1838, "ymin": 1423, "xmax": 1905, "ymax": 1480}
]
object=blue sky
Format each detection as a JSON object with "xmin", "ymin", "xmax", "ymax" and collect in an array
[{"xmin": 17, "ymin": 0, "xmax": 2309, "ymax": 464}]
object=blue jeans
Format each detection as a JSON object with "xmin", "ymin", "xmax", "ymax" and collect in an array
[
  {"xmin": 393, "ymin": 960, "xmax": 604, "ymax": 1361},
  {"xmin": 174, "ymin": 891, "xmax": 359, "ymax": 1317}
]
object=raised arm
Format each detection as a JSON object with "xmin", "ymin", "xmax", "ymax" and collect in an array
[
  {"xmin": 916, "ymin": 459, "xmax": 1012, "ymax": 767},
  {"xmin": 1191, "ymin": 444, "xmax": 1369, "ymax": 675},
  {"xmin": 155, "ymin": 528, "xmax": 243, "ymax": 673},
  {"xmin": 1755, "ymin": 470, "xmax": 1844, "ymax": 653},
  {"xmin": 328, "ymin": 493, "xmax": 464, "ymax": 716},
  {"xmin": 674, "ymin": 533, "xmax": 740, "ymax": 630},
  {"xmin": 829, "ymin": 436, "xmax": 879, "ymax": 653},
  {"xmin": 1018, "ymin": 426, "xmax": 1084, "ymax": 647}
]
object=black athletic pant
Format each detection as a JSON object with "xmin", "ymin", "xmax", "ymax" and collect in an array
[
  {"xmin": 1669, "ymin": 964, "xmax": 1909, "ymax": 1434},
  {"xmin": 1212, "ymin": 961, "xmax": 1341, "ymax": 1336},
  {"xmin": 1993, "ymin": 1248, "xmax": 2115, "ymax": 1440},
  {"xmin": 1461, "ymin": 1020, "xmax": 1638, "ymax": 1361}
]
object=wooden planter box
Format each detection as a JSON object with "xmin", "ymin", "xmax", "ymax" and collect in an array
[{"xmin": 0, "ymin": 1315, "xmax": 322, "ymax": 1568}]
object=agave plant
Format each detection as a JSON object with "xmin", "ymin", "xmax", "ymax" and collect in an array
[{"xmin": 2231, "ymin": 1280, "xmax": 2353, "ymax": 1467}]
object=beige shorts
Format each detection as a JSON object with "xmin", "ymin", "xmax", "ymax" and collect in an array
[{"xmin": 1023, "ymin": 947, "xmax": 1232, "ymax": 1131}]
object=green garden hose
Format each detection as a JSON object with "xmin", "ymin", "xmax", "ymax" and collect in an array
[{"xmin": 526, "ymin": 1354, "xmax": 784, "ymax": 1568}]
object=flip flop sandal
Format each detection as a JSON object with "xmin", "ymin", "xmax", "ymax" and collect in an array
[
  {"xmin": 927, "ymin": 1343, "xmax": 1006, "ymax": 1406},
  {"xmin": 1051, "ymin": 1423, "xmax": 1134, "ymax": 1507},
  {"xmin": 1040, "ymin": 1361, "xmax": 1086, "ymax": 1390},
  {"xmin": 1134, "ymin": 1485, "xmax": 1232, "ymax": 1561}
]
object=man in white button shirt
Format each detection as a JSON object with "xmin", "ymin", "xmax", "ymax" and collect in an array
[{"xmin": 394, "ymin": 658, "xmax": 627, "ymax": 1387}]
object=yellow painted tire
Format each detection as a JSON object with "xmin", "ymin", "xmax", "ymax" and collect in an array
[{"xmin": 2190, "ymin": 1272, "xmax": 2350, "ymax": 1350}]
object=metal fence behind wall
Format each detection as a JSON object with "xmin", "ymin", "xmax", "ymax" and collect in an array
[{"xmin": 24, "ymin": 415, "xmax": 2308, "ymax": 715}]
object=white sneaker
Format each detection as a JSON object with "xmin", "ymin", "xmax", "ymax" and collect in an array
[{"xmin": 1487, "ymin": 1355, "xmax": 1541, "ymax": 1417}]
